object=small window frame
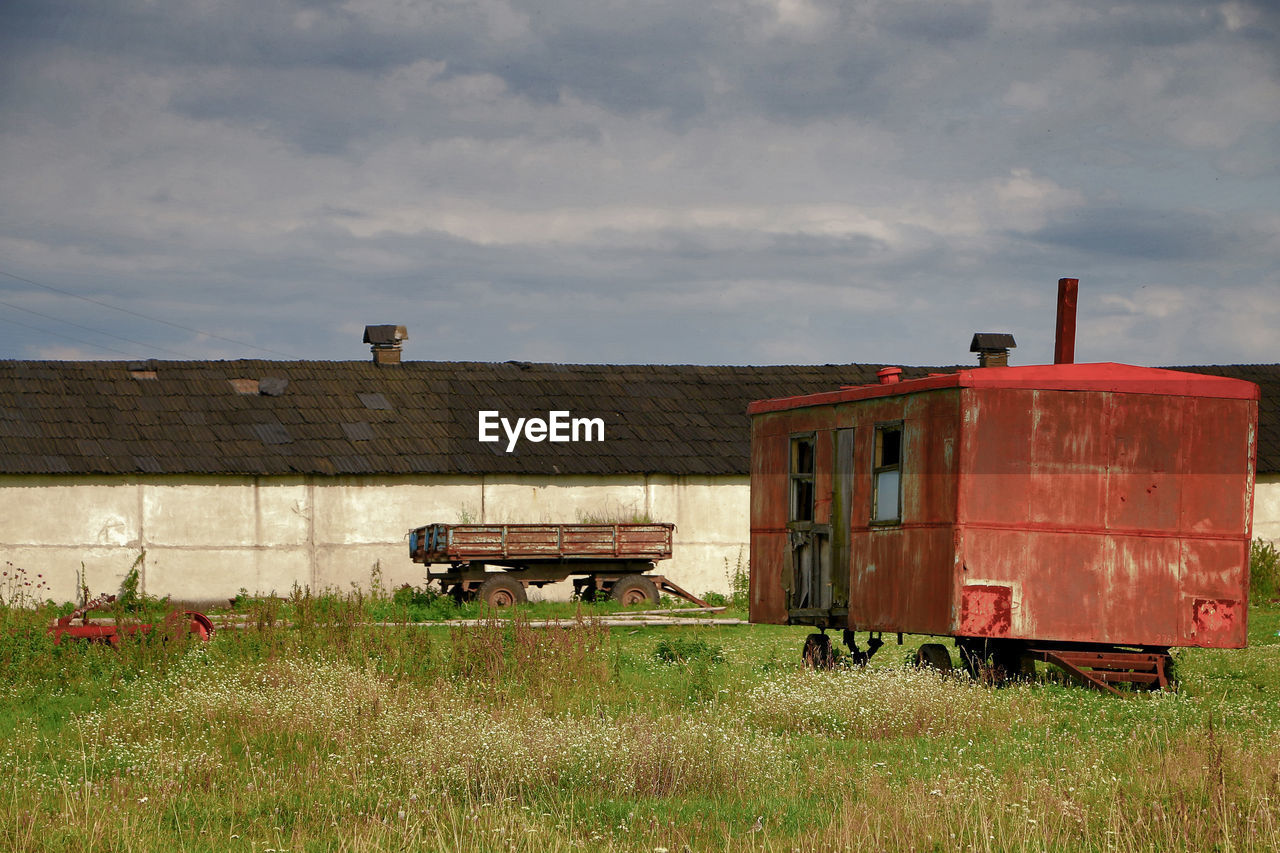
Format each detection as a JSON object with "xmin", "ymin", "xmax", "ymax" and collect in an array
[
  {"xmin": 789, "ymin": 432, "xmax": 816, "ymax": 524},
  {"xmin": 871, "ymin": 420, "xmax": 904, "ymax": 526}
]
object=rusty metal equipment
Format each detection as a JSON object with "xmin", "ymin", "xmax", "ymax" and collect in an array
[
  {"xmin": 48, "ymin": 593, "xmax": 215, "ymax": 646},
  {"xmin": 408, "ymin": 522, "xmax": 707, "ymax": 607},
  {"xmin": 748, "ymin": 279, "xmax": 1259, "ymax": 693}
]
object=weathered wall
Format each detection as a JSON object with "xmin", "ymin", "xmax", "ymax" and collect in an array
[
  {"xmin": 0, "ymin": 474, "xmax": 748, "ymax": 604},
  {"xmin": 1256, "ymin": 474, "xmax": 1280, "ymax": 543},
  {"xmin": 3, "ymin": 471, "xmax": 1270, "ymax": 606}
]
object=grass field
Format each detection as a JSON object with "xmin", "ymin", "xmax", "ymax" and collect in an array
[{"xmin": 3, "ymin": 578, "xmax": 1280, "ymax": 852}]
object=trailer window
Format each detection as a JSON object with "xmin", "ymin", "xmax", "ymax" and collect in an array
[
  {"xmin": 872, "ymin": 423, "xmax": 902, "ymax": 524},
  {"xmin": 790, "ymin": 435, "xmax": 815, "ymax": 523}
]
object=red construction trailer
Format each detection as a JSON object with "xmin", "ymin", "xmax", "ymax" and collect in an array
[{"xmin": 748, "ymin": 281, "xmax": 1259, "ymax": 692}]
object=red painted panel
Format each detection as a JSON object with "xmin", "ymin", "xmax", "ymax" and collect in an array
[
  {"xmin": 902, "ymin": 392, "xmax": 962, "ymax": 525},
  {"xmin": 848, "ymin": 525, "xmax": 955, "ymax": 635},
  {"xmin": 1028, "ymin": 390, "xmax": 1109, "ymax": 529},
  {"xmin": 962, "ymin": 389, "xmax": 1033, "ymax": 525},
  {"xmin": 1102, "ymin": 535, "xmax": 1181, "ymax": 646},
  {"xmin": 958, "ymin": 585, "xmax": 1012, "ymax": 636},
  {"xmin": 749, "ymin": 416, "xmax": 790, "ymax": 531},
  {"xmin": 1107, "ymin": 393, "xmax": 1184, "ymax": 533},
  {"xmin": 813, "ymin": 426, "xmax": 834, "ymax": 526},
  {"xmin": 1179, "ymin": 397, "xmax": 1256, "ymax": 536},
  {"xmin": 1190, "ymin": 598, "xmax": 1243, "ymax": 647},
  {"xmin": 749, "ymin": 531, "xmax": 788, "ymax": 624}
]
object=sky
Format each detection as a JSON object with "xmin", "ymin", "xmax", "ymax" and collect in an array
[{"xmin": 1, "ymin": 0, "xmax": 1277, "ymax": 368}]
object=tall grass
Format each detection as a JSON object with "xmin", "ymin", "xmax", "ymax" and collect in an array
[
  {"xmin": 3, "ymin": 580, "xmax": 1280, "ymax": 851},
  {"xmin": 1252, "ymin": 538, "xmax": 1280, "ymax": 602}
]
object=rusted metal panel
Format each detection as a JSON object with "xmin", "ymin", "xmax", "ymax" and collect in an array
[
  {"xmin": 1179, "ymin": 396, "xmax": 1257, "ymax": 536},
  {"xmin": 1107, "ymin": 392, "xmax": 1185, "ymax": 533},
  {"xmin": 958, "ymin": 584, "xmax": 1013, "ymax": 636},
  {"xmin": 1190, "ymin": 598, "xmax": 1243, "ymax": 646},
  {"xmin": 411, "ymin": 523, "xmax": 674, "ymax": 563},
  {"xmin": 749, "ymin": 530, "xmax": 788, "ymax": 624}
]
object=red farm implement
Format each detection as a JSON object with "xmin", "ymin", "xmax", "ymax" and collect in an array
[{"xmin": 48, "ymin": 594, "xmax": 215, "ymax": 646}]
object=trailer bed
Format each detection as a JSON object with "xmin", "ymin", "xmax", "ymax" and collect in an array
[{"xmin": 410, "ymin": 523, "xmax": 674, "ymax": 564}]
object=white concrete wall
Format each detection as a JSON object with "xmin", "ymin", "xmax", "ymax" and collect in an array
[
  {"xmin": 0, "ymin": 473, "xmax": 748, "ymax": 605},
  {"xmin": 1255, "ymin": 474, "xmax": 1280, "ymax": 544},
  {"xmin": 4, "ymin": 470, "xmax": 1272, "ymax": 606}
]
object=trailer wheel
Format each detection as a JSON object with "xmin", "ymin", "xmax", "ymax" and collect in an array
[
  {"xmin": 476, "ymin": 576, "xmax": 527, "ymax": 608},
  {"xmin": 610, "ymin": 575, "xmax": 659, "ymax": 606},
  {"xmin": 915, "ymin": 643, "xmax": 953, "ymax": 671},
  {"xmin": 802, "ymin": 633, "xmax": 835, "ymax": 669}
]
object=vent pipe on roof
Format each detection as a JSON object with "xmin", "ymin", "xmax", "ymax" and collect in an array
[
  {"xmin": 970, "ymin": 333, "xmax": 1016, "ymax": 368},
  {"xmin": 363, "ymin": 325, "xmax": 408, "ymax": 365},
  {"xmin": 1054, "ymin": 278, "xmax": 1078, "ymax": 365},
  {"xmin": 877, "ymin": 366, "xmax": 902, "ymax": 385}
]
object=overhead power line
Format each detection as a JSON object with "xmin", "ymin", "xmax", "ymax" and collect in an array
[
  {"xmin": 0, "ymin": 314, "xmax": 139, "ymax": 358},
  {"xmin": 0, "ymin": 297, "xmax": 195, "ymax": 358},
  {"xmin": 0, "ymin": 266, "xmax": 299, "ymax": 359}
]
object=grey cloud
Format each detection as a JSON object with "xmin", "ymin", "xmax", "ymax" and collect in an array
[
  {"xmin": 2, "ymin": 0, "xmax": 1278, "ymax": 366},
  {"xmin": 1020, "ymin": 207, "xmax": 1245, "ymax": 262},
  {"xmin": 875, "ymin": 1, "xmax": 993, "ymax": 44}
]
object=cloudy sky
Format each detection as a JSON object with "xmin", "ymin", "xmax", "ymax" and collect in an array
[{"xmin": 1, "ymin": 0, "xmax": 1277, "ymax": 368}]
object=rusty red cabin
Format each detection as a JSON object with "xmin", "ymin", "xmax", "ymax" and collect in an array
[{"xmin": 748, "ymin": 362, "xmax": 1259, "ymax": 651}]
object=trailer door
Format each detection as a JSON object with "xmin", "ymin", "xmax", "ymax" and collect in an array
[
  {"xmin": 788, "ymin": 433, "xmax": 832, "ymax": 617},
  {"xmin": 828, "ymin": 428, "xmax": 854, "ymax": 617}
]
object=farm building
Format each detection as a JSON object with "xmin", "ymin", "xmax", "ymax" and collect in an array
[{"xmin": 0, "ymin": 342, "xmax": 1277, "ymax": 606}]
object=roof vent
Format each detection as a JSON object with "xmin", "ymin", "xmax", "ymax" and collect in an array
[
  {"xmin": 970, "ymin": 333, "xmax": 1016, "ymax": 368},
  {"xmin": 877, "ymin": 366, "xmax": 902, "ymax": 385},
  {"xmin": 363, "ymin": 325, "xmax": 408, "ymax": 365},
  {"xmin": 128, "ymin": 360, "xmax": 158, "ymax": 380},
  {"xmin": 258, "ymin": 376, "xmax": 289, "ymax": 396}
]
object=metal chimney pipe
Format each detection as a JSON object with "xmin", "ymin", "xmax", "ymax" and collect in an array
[
  {"xmin": 1054, "ymin": 278, "xmax": 1078, "ymax": 365},
  {"xmin": 877, "ymin": 366, "xmax": 902, "ymax": 385}
]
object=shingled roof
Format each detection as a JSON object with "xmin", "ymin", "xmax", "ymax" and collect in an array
[{"xmin": 0, "ymin": 360, "xmax": 1276, "ymax": 477}]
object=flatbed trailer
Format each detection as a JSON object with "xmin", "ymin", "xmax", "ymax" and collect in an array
[{"xmin": 408, "ymin": 522, "xmax": 705, "ymax": 607}]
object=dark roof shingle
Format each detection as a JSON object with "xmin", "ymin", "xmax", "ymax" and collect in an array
[{"xmin": 0, "ymin": 360, "xmax": 1275, "ymax": 476}]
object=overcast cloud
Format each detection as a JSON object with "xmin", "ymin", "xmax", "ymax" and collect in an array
[{"xmin": 1, "ymin": 0, "xmax": 1277, "ymax": 367}]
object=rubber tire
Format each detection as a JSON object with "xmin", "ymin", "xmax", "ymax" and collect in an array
[
  {"xmin": 802, "ymin": 633, "xmax": 835, "ymax": 669},
  {"xmin": 915, "ymin": 643, "xmax": 953, "ymax": 671},
  {"xmin": 610, "ymin": 574, "xmax": 659, "ymax": 606},
  {"xmin": 476, "ymin": 575, "xmax": 527, "ymax": 607}
]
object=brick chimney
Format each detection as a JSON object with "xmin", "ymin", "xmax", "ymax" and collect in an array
[
  {"xmin": 363, "ymin": 325, "xmax": 408, "ymax": 365},
  {"xmin": 969, "ymin": 333, "xmax": 1016, "ymax": 368}
]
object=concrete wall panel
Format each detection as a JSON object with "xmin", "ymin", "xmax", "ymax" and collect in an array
[
  {"xmin": 482, "ymin": 476, "xmax": 649, "ymax": 524},
  {"xmin": 314, "ymin": 544, "xmax": 424, "ymax": 594},
  {"xmin": 662, "ymin": 541, "xmax": 750, "ymax": 599},
  {"xmin": 145, "ymin": 547, "xmax": 311, "ymax": 602},
  {"xmin": 1256, "ymin": 474, "xmax": 1280, "ymax": 543},
  {"xmin": 0, "ymin": 476, "xmax": 139, "ymax": 547},
  {"xmin": 2, "ymin": 546, "xmax": 137, "ymax": 605},
  {"xmin": 144, "ymin": 479, "xmax": 258, "ymax": 547},
  {"xmin": 255, "ymin": 479, "xmax": 311, "ymax": 546},
  {"xmin": 648, "ymin": 475, "xmax": 749, "ymax": 544},
  {"xmin": 312, "ymin": 477, "xmax": 482, "ymax": 544}
]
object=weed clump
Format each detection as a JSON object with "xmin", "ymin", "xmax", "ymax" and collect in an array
[
  {"xmin": 1251, "ymin": 538, "xmax": 1280, "ymax": 602},
  {"xmin": 653, "ymin": 635, "xmax": 725, "ymax": 665}
]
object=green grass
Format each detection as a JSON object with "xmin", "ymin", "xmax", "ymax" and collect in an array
[{"xmin": 4, "ymin": 588, "xmax": 1280, "ymax": 851}]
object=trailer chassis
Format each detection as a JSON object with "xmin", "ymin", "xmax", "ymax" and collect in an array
[
  {"xmin": 799, "ymin": 627, "xmax": 1174, "ymax": 694},
  {"xmin": 427, "ymin": 560, "xmax": 709, "ymax": 608}
]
